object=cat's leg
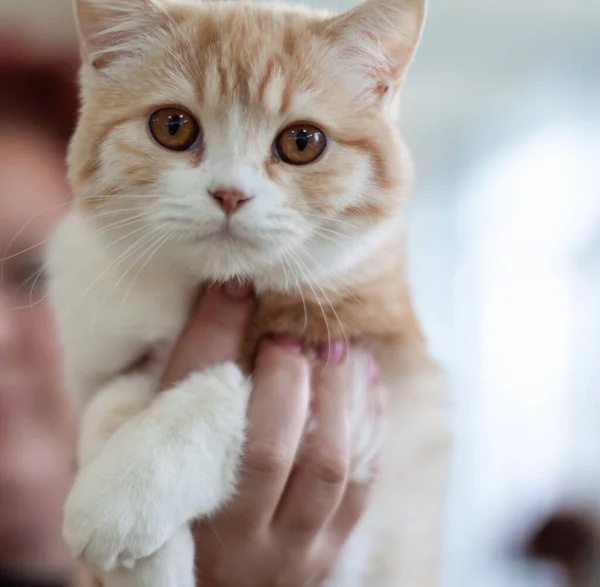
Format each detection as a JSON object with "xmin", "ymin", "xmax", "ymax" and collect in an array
[
  {"xmin": 66, "ymin": 365, "xmax": 196, "ymax": 587},
  {"xmin": 77, "ymin": 371, "xmax": 159, "ymax": 468},
  {"xmin": 98, "ymin": 525, "xmax": 195, "ymax": 587},
  {"xmin": 323, "ymin": 347, "xmax": 450, "ymax": 587},
  {"xmin": 63, "ymin": 361, "xmax": 250, "ymax": 576},
  {"xmin": 366, "ymin": 359, "xmax": 449, "ymax": 587},
  {"xmin": 64, "ymin": 370, "xmax": 189, "ymax": 587}
]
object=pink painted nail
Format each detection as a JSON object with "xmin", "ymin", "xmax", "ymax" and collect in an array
[
  {"xmin": 223, "ymin": 279, "xmax": 253, "ymax": 300},
  {"xmin": 317, "ymin": 340, "xmax": 347, "ymax": 364},
  {"xmin": 272, "ymin": 334, "xmax": 303, "ymax": 354}
]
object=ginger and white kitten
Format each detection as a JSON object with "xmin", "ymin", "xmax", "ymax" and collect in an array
[{"xmin": 46, "ymin": 0, "xmax": 449, "ymax": 586}]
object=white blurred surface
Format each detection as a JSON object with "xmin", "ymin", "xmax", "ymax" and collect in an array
[{"xmin": 400, "ymin": 2, "xmax": 600, "ymax": 586}]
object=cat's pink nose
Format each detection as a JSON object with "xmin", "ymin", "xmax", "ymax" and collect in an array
[{"xmin": 210, "ymin": 188, "xmax": 253, "ymax": 215}]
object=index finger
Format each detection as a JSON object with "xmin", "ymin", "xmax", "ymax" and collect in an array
[
  {"xmin": 161, "ymin": 280, "xmax": 254, "ymax": 389},
  {"xmin": 223, "ymin": 337, "xmax": 311, "ymax": 528}
]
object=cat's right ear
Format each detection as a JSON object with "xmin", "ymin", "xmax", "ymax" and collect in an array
[
  {"xmin": 324, "ymin": 0, "xmax": 426, "ymax": 109},
  {"xmin": 74, "ymin": 0, "xmax": 165, "ymax": 69}
]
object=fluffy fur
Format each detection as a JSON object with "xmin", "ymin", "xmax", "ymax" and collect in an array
[{"xmin": 46, "ymin": 0, "xmax": 450, "ymax": 585}]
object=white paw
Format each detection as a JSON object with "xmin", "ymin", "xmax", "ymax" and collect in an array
[
  {"xmin": 100, "ymin": 525, "xmax": 195, "ymax": 587},
  {"xmin": 63, "ymin": 461, "xmax": 176, "ymax": 571},
  {"xmin": 65, "ymin": 361, "xmax": 251, "ymax": 572}
]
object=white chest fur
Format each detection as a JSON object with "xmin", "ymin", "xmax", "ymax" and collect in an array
[
  {"xmin": 47, "ymin": 211, "xmax": 195, "ymax": 410},
  {"xmin": 47, "ymin": 210, "xmax": 448, "ymax": 587}
]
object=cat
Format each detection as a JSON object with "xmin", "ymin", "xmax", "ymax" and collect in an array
[{"xmin": 46, "ymin": 0, "xmax": 450, "ymax": 586}]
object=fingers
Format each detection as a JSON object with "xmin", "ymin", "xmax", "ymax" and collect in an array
[
  {"xmin": 189, "ymin": 339, "xmax": 383, "ymax": 587},
  {"xmin": 225, "ymin": 336, "xmax": 311, "ymax": 528},
  {"xmin": 330, "ymin": 362, "xmax": 385, "ymax": 543},
  {"xmin": 161, "ymin": 281, "xmax": 254, "ymax": 389},
  {"xmin": 273, "ymin": 341, "xmax": 352, "ymax": 541}
]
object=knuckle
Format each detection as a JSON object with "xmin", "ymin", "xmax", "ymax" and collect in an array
[
  {"xmin": 304, "ymin": 450, "xmax": 348, "ymax": 486},
  {"xmin": 245, "ymin": 440, "xmax": 290, "ymax": 476}
]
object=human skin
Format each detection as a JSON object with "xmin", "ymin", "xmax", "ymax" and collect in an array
[{"xmin": 0, "ymin": 124, "xmax": 74, "ymax": 581}]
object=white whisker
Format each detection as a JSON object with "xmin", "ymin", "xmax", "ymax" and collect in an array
[
  {"xmin": 120, "ymin": 229, "xmax": 173, "ymax": 311},
  {"xmin": 286, "ymin": 246, "xmax": 331, "ymax": 352},
  {"xmin": 9, "ymin": 292, "xmax": 50, "ymax": 312},
  {"xmin": 95, "ymin": 215, "xmax": 150, "ymax": 238},
  {"xmin": 28, "ymin": 264, "xmax": 48, "ymax": 311},
  {"xmin": 302, "ymin": 212, "xmax": 359, "ymax": 230},
  {"xmin": 279, "ymin": 244, "xmax": 308, "ymax": 334},
  {"xmin": 313, "ymin": 225, "xmax": 348, "ymax": 240},
  {"xmin": 1, "ymin": 201, "xmax": 74, "ymax": 290},
  {"xmin": 297, "ymin": 242, "xmax": 367, "ymax": 311},
  {"xmin": 278, "ymin": 256, "xmax": 290, "ymax": 291},
  {"xmin": 90, "ymin": 227, "xmax": 166, "ymax": 331},
  {"xmin": 312, "ymin": 228, "xmax": 346, "ymax": 249},
  {"xmin": 76, "ymin": 224, "xmax": 154, "ymax": 310}
]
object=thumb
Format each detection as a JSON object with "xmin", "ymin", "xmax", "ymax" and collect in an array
[{"xmin": 161, "ymin": 280, "xmax": 254, "ymax": 389}]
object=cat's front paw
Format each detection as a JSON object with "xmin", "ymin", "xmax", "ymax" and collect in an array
[
  {"xmin": 98, "ymin": 526, "xmax": 196, "ymax": 587},
  {"xmin": 63, "ymin": 464, "xmax": 175, "ymax": 571},
  {"xmin": 64, "ymin": 361, "xmax": 250, "ymax": 572}
]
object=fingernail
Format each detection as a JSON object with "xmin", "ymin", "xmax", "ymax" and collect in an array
[
  {"xmin": 272, "ymin": 334, "xmax": 303, "ymax": 354},
  {"xmin": 223, "ymin": 279, "xmax": 253, "ymax": 300},
  {"xmin": 317, "ymin": 340, "xmax": 347, "ymax": 364},
  {"xmin": 367, "ymin": 354, "xmax": 380, "ymax": 385}
]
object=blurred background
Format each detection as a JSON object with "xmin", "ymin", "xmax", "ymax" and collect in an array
[
  {"xmin": 404, "ymin": 2, "xmax": 600, "ymax": 586},
  {"xmin": 0, "ymin": 0, "xmax": 599, "ymax": 586}
]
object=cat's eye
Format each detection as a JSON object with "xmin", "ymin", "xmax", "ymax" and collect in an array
[
  {"xmin": 275, "ymin": 124, "xmax": 327, "ymax": 165},
  {"xmin": 149, "ymin": 107, "xmax": 201, "ymax": 152}
]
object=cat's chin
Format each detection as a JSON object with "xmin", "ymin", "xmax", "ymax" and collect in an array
[{"xmin": 172, "ymin": 236, "xmax": 297, "ymax": 286}]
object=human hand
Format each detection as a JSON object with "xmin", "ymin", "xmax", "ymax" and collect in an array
[{"xmin": 162, "ymin": 281, "xmax": 383, "ymax": 587}]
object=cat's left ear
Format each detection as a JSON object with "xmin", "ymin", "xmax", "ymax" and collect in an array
[{"xmin": 325, "ymin": 0, "xmax": 426, "ymax": 108}]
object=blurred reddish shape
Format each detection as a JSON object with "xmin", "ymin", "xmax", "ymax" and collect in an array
[{"xmin": 0, "ymin": 32, "xmax": 79, "ymax": 146}]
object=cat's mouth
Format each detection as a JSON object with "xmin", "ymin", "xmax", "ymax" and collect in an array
[
  {"xmin": 171, "ymin": 214, "xmax": 295, "ymax": 254},
  {"xmin": 216, "ymin": 224, "xmax": 258, "ymax": 246},
  {"xmin": 180, "ymin": 222, "xmax": 261, "ymax": 249}
]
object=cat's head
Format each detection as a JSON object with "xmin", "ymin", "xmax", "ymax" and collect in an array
[{"xmin": 69, "ymin": 0, "xmax": 425, "ymax": 288}]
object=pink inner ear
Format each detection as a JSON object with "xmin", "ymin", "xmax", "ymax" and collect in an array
[{"xmin": 325, "ymin": 0, "xmax": 425, "ymax": 95}]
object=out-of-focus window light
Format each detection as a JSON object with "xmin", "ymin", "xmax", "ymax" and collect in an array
[{"xmin": 445, "ymin": 120, "xmax": 600, "ymax": 586}]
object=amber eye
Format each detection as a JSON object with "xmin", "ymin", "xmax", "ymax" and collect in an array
[
  {"xmin": 149, "ymin": 107, "xmax": 201, "ymax": 152},
  {"xmin": 275, "ymin": 124, "xmax": 327, "ymax": 165}
]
